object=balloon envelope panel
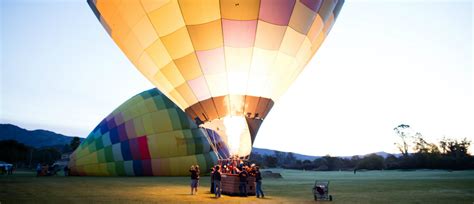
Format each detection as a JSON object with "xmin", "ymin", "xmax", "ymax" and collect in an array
[
  {"xmin": 87, "ymin": 0, "xmax": 344, "ymax": 158},
  {"xmin": 69, "ymin": 88, "xmax": 229, "ymax": 176},
  {"xmin": 88, "ymin": 0, "xmax": 344, "ymax": 116}
]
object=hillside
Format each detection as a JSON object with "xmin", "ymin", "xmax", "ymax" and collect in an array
[
  {"xmin": 252, "ymin": 147, "xmax": 399, "ymax": 160},
  {"xmin": 0, "ymin": 123, "xmax": 397, "ymax": 158},
  {"xmin": 252, "ymin": 147, "xmax": 321, "ymax": 160},
  {"xmin": 0, "ymin": 124, "xmax": 83, "ymax": 148}
]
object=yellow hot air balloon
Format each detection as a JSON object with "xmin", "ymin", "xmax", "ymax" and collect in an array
[{"xmin": 88, "ymin": 0, "xmax": 344, "ymax": 159}]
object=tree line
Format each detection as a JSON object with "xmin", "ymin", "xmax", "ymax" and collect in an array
[
  {"xmin": 250, "ymin": 125, "xmax": 473, "ymax": 170},
  {"xmin": 2, "ymin": 124, "xmax": 472, "ymax": 171},
  {"xmin": 0, "ymin": 137, "xmax": 81, "ymax": 168}
]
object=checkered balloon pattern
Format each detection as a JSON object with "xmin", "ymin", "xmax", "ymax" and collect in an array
[
  {"xmin": 69, "ymin": 88, "xmax": 229, "ymax": 176},
  {"xmin": 84, "ymin": 0, "xmax": 344, "ymax": 161}
]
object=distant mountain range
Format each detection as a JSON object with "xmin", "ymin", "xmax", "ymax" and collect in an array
[
  {"xmin": 0, "ymin": 123, "xmax": 84, "ymax": 148},
  {"xmin": 0, "ymin": 123, "xmax": 398, "ymax": 158},
  {"xmin": 251, "ymin": 147, "xmax": 399, "ymax": 160},
  {"xmin": 252, "ymin": 147, "xmax": 322, "ymax": 160}
]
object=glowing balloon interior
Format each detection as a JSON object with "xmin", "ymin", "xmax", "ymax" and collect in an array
[{"xmin": 88, "ymin": 0, "xmax": 344, "ymax": 158}]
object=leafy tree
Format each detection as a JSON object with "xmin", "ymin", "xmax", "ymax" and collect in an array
[
  {"xmin": 284, "ymin": 152, "xmax": 297, "ymax": 165},
  {"xmin": 439, "ymin": 137, "xmax": 449, "ymax": 154},
  {"xmin": 325, "ymin": 155, "xmax": 337, "ymax": 170},
  {"xmin": 440, "ymin": 137, "xmax": 472, "ymax": 169},
  {"xmin": 413, "ymin": 132, "xmax": 430, "ymax": 153},
  {"xmin": 445, "ymin": 138, "xmax": 471, "ymax": 157},
  {"xmin": 385, "ymin": 154, "xmax": 400, "ymax": 169},
  {"xmin": 314, "ymin": 157, "xmax": 328, "ymax": 171},
  {"xmin": 32, "ymin": 148, "xmax": 61, "ymax": 164},
  {"xmin": 273, "ymin": 150, "xmax": 286, "ymax": 166},
  {"xmin": 357, "ymin": 154, "xmax": 384, "ymax": 170},
  {"xmin": 302, "ymin": 159, "xmax": 314, "ymax": 170},
  {"xmin": 428, "ymin": 143, "xmax": 441, "ymax": 154},
  {"xmin": 61, "ymin": 144, "xmax": 72, "ymax": 154},
  {"xmin": 263, "ymin": 155, "xmax": 278, "ymax": 168},
  {"xmin": 350, "ymin": 156, "xmax": 361, "ymax": 169},
  {"xmin": 70, "ymin": 137, "xmax": 81, "ymax": 152},
  {"xmin": 0, "ymin": 140, "xmax": 29, "ymax": 164},
  {"xmin": 249, "ymin": 152, "xmax": 264, "ymax": 166}
]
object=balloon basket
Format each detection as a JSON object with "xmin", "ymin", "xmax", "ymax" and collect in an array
[{"xmin": 221, "ymin": 173, "xmax": 256, "ymax": 196}]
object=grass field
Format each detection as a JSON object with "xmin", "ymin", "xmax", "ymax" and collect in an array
[{"xmin": 1, "ymin": 169, "xmax": 473, "ymax": 203}]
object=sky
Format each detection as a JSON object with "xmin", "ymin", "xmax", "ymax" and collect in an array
[{"xmin": 1, "ymin": 0, "xmax": 473, "ymax": 156}]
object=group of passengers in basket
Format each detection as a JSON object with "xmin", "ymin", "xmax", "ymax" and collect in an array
[
  {"xmin": 211, "ymin": 159, "xmax": 264, "ymax": 198},
  {"xmin": 189, "ymin": 159, "xmax": 265, "ymax": 199}
]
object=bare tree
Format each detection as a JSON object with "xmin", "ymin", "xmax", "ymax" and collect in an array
[{"xmin": 393, "ymin": 124, "xmax": 411, "ymax": 157}]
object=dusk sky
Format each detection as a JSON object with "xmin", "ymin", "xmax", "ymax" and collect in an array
[{"xmin": 1, "ymin": 0, "xmax": 472, "ymax": 156}]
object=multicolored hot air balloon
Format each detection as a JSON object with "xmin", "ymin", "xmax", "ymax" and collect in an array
[
  {"xmin": 69, "ymin": 88, "xmax": 229, "ymax": 176},
  {"xmin": 88, "ymin": 0, "xmax": 344, "ymax": 158}
]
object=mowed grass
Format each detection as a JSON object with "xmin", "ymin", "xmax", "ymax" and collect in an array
[{"xmin": 1, "ymin": 169, "xmax": 473, "ymax": 203}]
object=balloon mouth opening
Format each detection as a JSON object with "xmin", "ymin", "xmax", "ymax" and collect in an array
[
  {"xmin": 223, "ymin": 116, "xmax": 249, "ymax": 157},
  {"xmin": 202, "ymin": 115, "xmax": 252, "ymax": 159}
]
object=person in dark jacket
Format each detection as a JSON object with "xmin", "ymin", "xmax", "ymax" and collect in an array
[
  {"xmin": 210, "ymin": 166, "xmax": 215, "ymax": 193},
  {"xmin": 189, "ymin": 165, "xmax": 200, "ymax": 195},
  {"xmin": 238, "ymin": 166, "xmax": 249, "ymax": 197},
  {"xmin": 254, "ymin": 166, "xmax": 264, "ymax": 198},
  {"xmin": 213, "ymin": 165, "xmax": 222, "ymax": 198},
  {"xmin": 36, "ymin": 163, "xmax": 41, "ymax": 176}
]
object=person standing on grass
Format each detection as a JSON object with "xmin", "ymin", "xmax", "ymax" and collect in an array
[
  {"xmin": 36, "ymin": 163, "xmax": 42, "ymax": 176},
  {"xmin": 189, "ymin": 165, "xmax": 200, "ymax": 195},
  {"xmin": 238, "ymin": 166, "xmax": 249, "ymax": 197},
  {"xmin": 213, "ymin": 165, "xmax": 222, "ymax": 198},
  {"xmin": 210, "ymin": 166, "xmax": 215, "ymax": 193},
  {"xmin": 254, "ymin": 166, "xmax": 264, "ymax": 198}
]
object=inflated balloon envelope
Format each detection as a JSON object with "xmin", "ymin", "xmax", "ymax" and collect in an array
[
  {"xmin": 88, "ymin": 0, "xmax": 344, "ymax": 159},
  {"xmin": 69, "ymin": 88, "xmax": 230, "ymax": 176}
]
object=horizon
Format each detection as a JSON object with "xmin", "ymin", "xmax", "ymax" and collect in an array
[
  {"xmin": 0, "ymin": 122, "xmax": 466, "ymax": 158},
  {"xmin": 1, "ymin": 0, "xmax": 473, "ymax": 156}
]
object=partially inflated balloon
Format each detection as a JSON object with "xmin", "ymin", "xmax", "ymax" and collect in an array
[
  {"xmin": 69, "ymin": 88, "xmax": 229, "ymax": 176},
  {"xmin": 88, "ymin": 0, "xmax": 344, "ymax": 158}
]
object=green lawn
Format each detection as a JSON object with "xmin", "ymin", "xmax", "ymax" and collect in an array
[{"xmin": 1, "ymin": 169, "xmax": 473, "ymax": 203}]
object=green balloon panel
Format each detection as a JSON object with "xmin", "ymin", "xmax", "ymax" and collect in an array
[{"xmin": 69, "ymin": 88, "xmax": 227, "ymax": 176}]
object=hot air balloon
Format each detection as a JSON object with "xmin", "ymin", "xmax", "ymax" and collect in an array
[
  {"xmin": 69, "ymin": 88, "xmax": 229, "ymax": 176},
  {"xmin": 88, "ymin": 0, "xmax": 344, "ymax": 159}
]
